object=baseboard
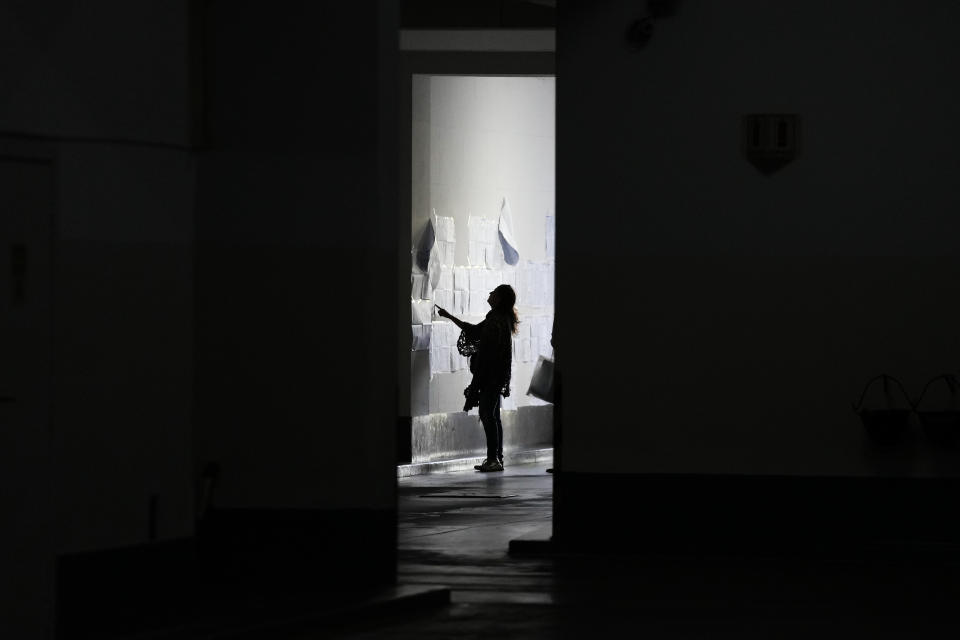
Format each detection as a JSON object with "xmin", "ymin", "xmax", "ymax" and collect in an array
[
  {"xmin": 410, "ymin": 405, "xmax": 553, "ymax": 463},
  {"xmin": 553, "ymin": 472, "xmax": 960, "ymax": 555},
  {"xmin": 398, "ymin": 447, "xmax": 553, "ymax": 477}
]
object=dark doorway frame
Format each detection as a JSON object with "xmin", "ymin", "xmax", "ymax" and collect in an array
[{"xmin": 396, "ymin": 50, "xmax": 557, "ymax": 523}]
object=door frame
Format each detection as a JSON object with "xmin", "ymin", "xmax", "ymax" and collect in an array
[{"xmin": 395, "ymin": 48, "xmax": 556, "ymax": 498}]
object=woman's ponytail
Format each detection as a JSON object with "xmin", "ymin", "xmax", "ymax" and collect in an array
[{"xmin": 494, "ymin": 284, "xmax": 519, "ymax": 335}]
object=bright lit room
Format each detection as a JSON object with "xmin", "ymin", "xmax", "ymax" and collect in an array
[{"xmin": 405, "ymin": 74, "xmax": 555, "ymax": 473}]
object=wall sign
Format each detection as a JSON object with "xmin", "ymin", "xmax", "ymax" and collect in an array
[{"xmin": 742, "ymin": 114, "xmax": 801, "ymax": 175}]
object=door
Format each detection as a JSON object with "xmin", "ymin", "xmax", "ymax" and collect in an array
[{"xmin": 0, "ymin": 158, "xmax": 55, "ymax": 639}]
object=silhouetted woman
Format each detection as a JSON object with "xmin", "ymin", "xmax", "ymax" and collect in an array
[{"xmin": 436, "ymin": 284, "xmax": 518, "ymax": 472}]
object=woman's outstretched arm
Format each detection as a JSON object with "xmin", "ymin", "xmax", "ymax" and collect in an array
[{"xmin": 435, "ymin": 306, "xmax": 471, "ymax": 332}]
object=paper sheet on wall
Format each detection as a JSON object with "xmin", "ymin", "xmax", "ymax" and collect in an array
[
  {"xmin": 537, "ymin": 267, "xmax": 548, "ymax": 308},
  {"xmin": 467, "ymin": 241, "xmax": 482, "ymax": 267},
  {"xmin": 449, "ymin": 348, "xmax": 463, "ymax": 373},
  {"xmin": 443, "ymin": 321, "xmax": 456, "ymax": 347},
  {"xmin": 538, "ymin": 264, "xmax": 548, "ymax": 307},
  {"xmin": 435, "ymin": 215, "xmax": 455, "ymax": 243},
  {"xmin": 414, "ymin": 210, "xmax": 457, "ymax": 292},
  {"xmin": 411, "ymin": 323, "xmax": 431, "ymax": 351},
  {"xmin": 517, "ymin": 264, "xmax": 527, "ymax": 306},
  {"xmin": 427, "ymin": 212, "xmax": 443, "ymax": 291},
  {"xmin": 429, "ymin": 343, "xmax": 443, "ymax": 375},
  {"xmin": 469, "ymin": 215, "xmax": 503, "ymax": 269},
  {"xmin": 511, "ymin": 315, "xmax": 560, "ymax": 363},
  {"xmin": 485, "ymin": 269, "xmax": 501, "ymax": 292},
  {"xmin": 414, "ymin": 214, "xmax": 434, "ymax": 272},
  {"xmin": 441, "ymin": 241, "xmax": 455, "ymax": 266},
  {"xmin": 498, "ymin": 196, "xmax": 520, "ymax": 266},
  {"xmin": 411, "ymin": 273, "xmax": 427, "ymax": 300},
  {"xmin": 411, "ymin": 300, "xmax": 433, "ymax": 325},
  {"xmin": 485, "ymin": 242, "xmax": 503, "ymax": 271},
  {"xmin": 432, "ymin": 213, "xmax": 457, "ymax": 267},
  {"xmin": 428, "ymin": 319, "xmax": 466, "ymax": 375},
  {"xmin": 467, "ymin": 216, "xmax": 484, "ymax": 267},
  {"xmin": 424, "ymin": 264, "xmax": 455, "ymax": 314},
  {"xmin": 469, "ymin": 290, "xmax": 487, "ymax": 317},
  {"xmin": 428, "ymin": 324, "xmax": 442, "ymax": 374},
  {"xmin": 438, "ymin": 265, "xmax": 453, "ymax": 291},
  {"xmin": 518, "ymin": 263, "xmax": 534, "ymax": 307},
  {"xmin": 467, "ymin": 267, "xmax": 483, "ymax": 293},
  {"xmin": 435, "ymin": 289, "xmax": 454, "ymax": 311},
  {"xmin": 500, "ymin": 271, "xmax": 517, "ymax": 295},
  {"xmin": 485, "ymin": 217, "xmax": 504, "ymax": 269},
  {"xmin": 482, "ymin": 245, "xmax": 497, "ymax": 270},
  {"xmin": 453, "ymin": 266, "xmax": 469, "ymax": 292},
  {"xmin": 486, "ymin": 217, "xmax": 498, "ymax": 245},
  {"xmin": 517, "ymin": 261, "xmax": 555, "ymax": 308}
]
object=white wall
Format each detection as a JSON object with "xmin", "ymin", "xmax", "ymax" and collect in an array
[
  {"xmin": 558, "ymin": 0, "xmax": 960, "ymax": 477},
  {"xmin": 410, "ymin": 75, "xmax": 555, "ymax": 416},
  {"xmin": 412, "ymin": 75, "xmax": 555, "ymax": 265}
]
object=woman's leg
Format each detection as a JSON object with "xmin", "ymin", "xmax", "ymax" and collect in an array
[
  {"xmin": 494, "ymin": 396, "xmax": 503, "ymax": 463},
  {"xmin": 478, "ymin": 388, "xmax": 500, "ymax": 462}
]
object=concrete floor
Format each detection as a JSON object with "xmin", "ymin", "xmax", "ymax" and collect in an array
[
  {"xmin": 396, "ymin": 460, "xmax": 556, "ymax": 605},
  {"xmin": 291, "ymin": 462, "xmax": 960, "ymax": 639}
]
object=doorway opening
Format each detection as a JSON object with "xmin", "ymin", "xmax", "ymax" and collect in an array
[{"xmin": 403, "ymin": 74, "xmax": 555, "ymax": 473}]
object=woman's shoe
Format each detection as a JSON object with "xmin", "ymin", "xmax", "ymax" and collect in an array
[{"xmin": 476, "ymin": 458, "xmax": 504, "ymax": 472}]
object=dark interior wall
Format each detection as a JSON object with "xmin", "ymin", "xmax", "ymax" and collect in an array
[
  {"xmin": 54, "ymin": 145, "xmax": 196, "ymax": 552},
  {"xmin": 196, "ymin": 0, "xmax": 398, "ymax": 511},
  {"xmin": 0, "ymin": 2, "xmax": 197, "ymax": 636},
  {"xmin": 0, "ymin": 2, "xmax": 197, "ymax": 553},
  {"xmin": 0, "ymin": 1, "xmax": 194, "ymax": 146},
  {"xmin": 401, "ymin": 0, "xmax": 556, "ymax": 28},
  {"xmin": 557, "ymin": 0, "xmax": 960, "ymax": 477},
  {"xmin": 2, "ymin": 1, "xmax": 400, "ymax": 634},
  {"xmin": 1, "ymin": 151, "xmax": 57, "ymax": 640}
]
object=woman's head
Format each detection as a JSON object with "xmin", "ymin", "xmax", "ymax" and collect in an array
[
  {"xmin": 487, "ymin": 284, "xmax": 515, "ymax": 310},
  {"xmin": 487, "ymin": 284, "xmax": 519, "ymax": 334}
]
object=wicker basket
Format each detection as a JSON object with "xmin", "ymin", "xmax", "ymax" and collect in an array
[
  {"xmin": 852, "ymin": 374, "xmax": 913, "ymax": 445},
  {"xmin": 913, "ymin": 373, "xmax": 960, "ymax": 447}
]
